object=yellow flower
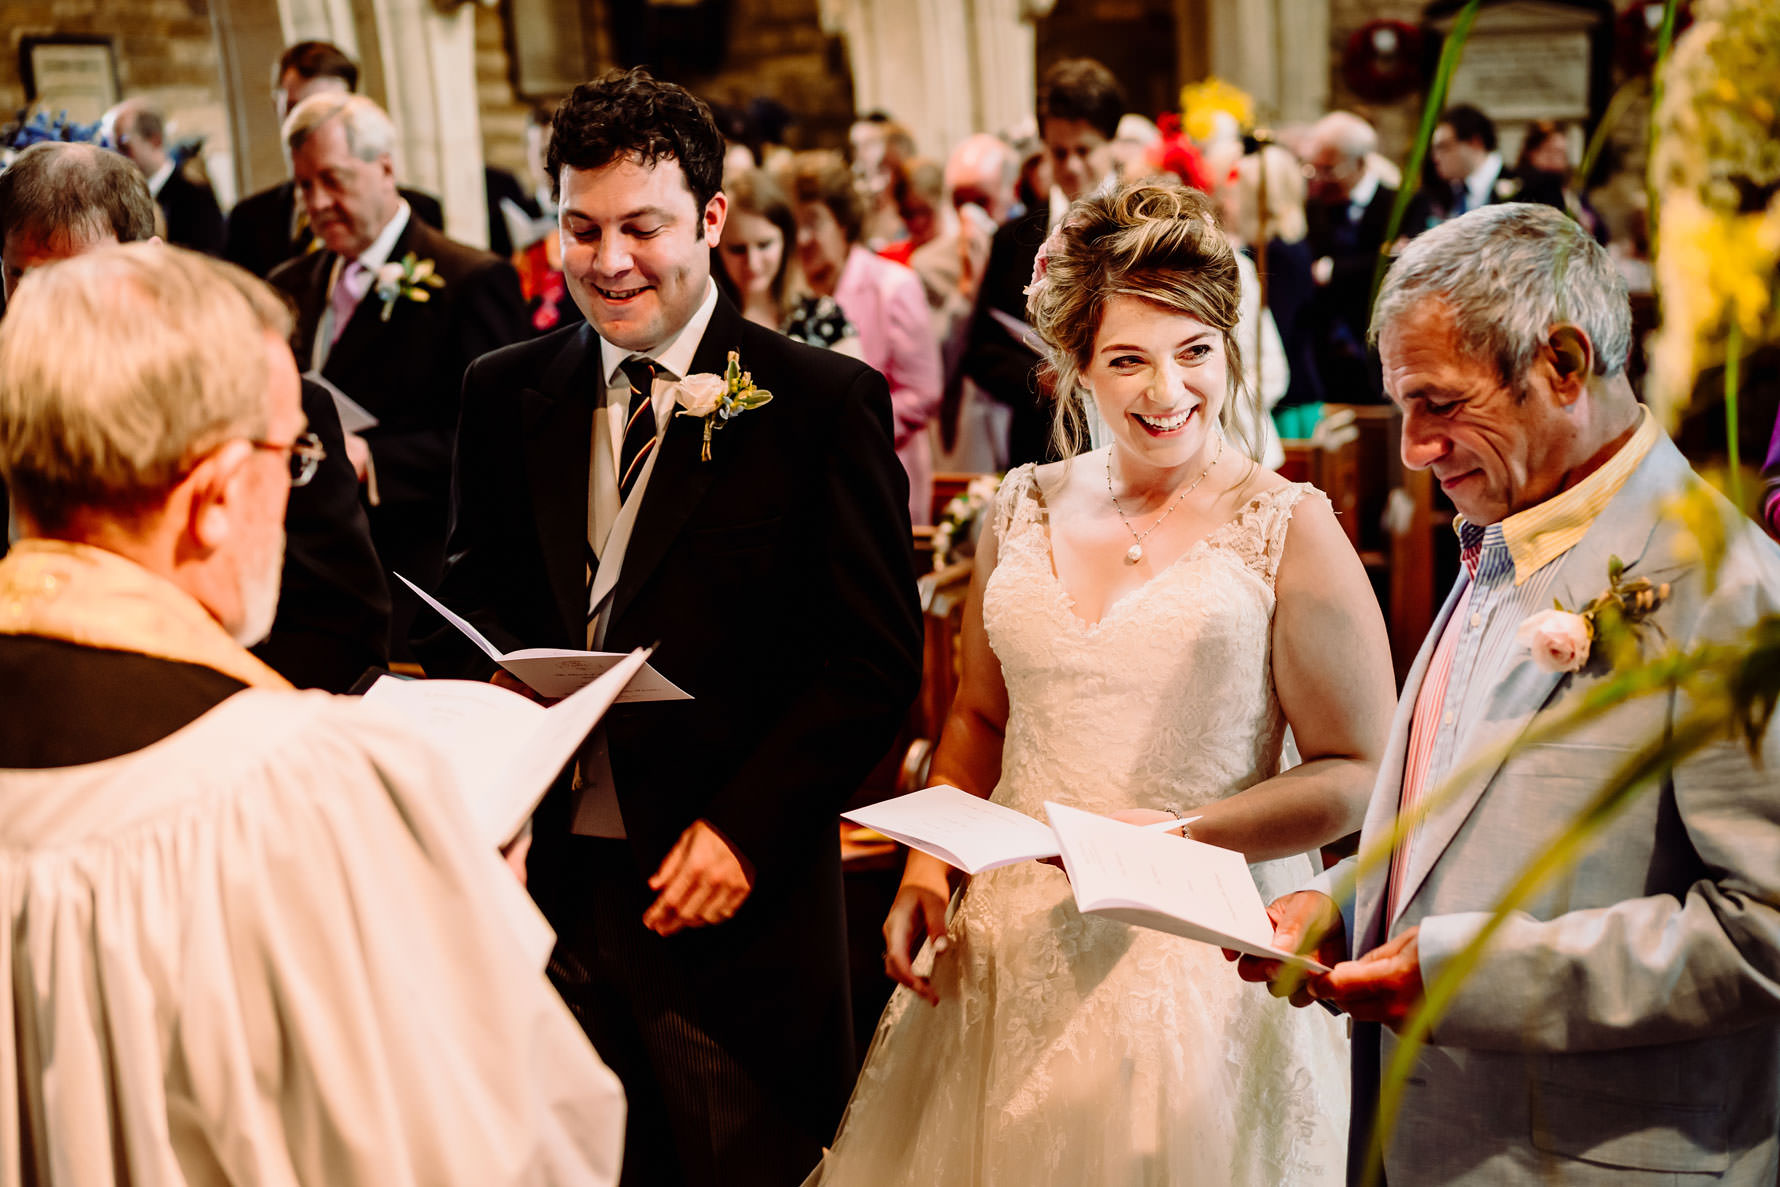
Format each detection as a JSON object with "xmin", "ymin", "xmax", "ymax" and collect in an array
[{"xmin": 1178, "ymin": 77, "xmax": 1254, "ymax": 142}]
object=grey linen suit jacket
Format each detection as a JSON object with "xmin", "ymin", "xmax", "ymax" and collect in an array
[{"xmin": 1316, "ymin": 434, "xmax": 1780, "ymax": 1184}]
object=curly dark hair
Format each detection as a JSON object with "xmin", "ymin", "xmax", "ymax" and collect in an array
[{"xmin": 546, "ymin": 67, "xmax": 725, "ymax": 210}]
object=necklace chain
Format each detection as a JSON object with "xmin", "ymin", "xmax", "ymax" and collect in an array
[{"xmin": 1106, "ymin": 432, "xmax": 1224, "ymax": 565}]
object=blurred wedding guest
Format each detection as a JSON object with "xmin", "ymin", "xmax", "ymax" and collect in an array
[
  {"xmin": 716, "ymin": 166, "xmax": 864, "ymax": 356},
  {"xmin": 0, "ymin": 141, "xmax": 389, "ymax": 691},
  {"xmin": 269, "ymin": 93, "xmax": 528, "ymax": 660},
  {"xmin": 850, "ymin": 112, "xmax": 915, "ymax": 248},
  {"xmin": 104, "ymin": 98, "xmax": 224, "ymax": 255},
  {"xmin": 1110, "ymin": 112, "xmax": 1162, "ymax": 180},
  {"xmin": 1228, "ymin": 144, "xmax": 1324, "ymax": 411},
  {"xmin": 1303, "ymin": 111, "xmax": 1395, "ymax": 400},
  {"xmin": 880, "ymin": 157, "xmax": 944, "ymax": 266},
  {"xmin": 1516, "ymin": 118, "xmax": 1607, "ymax": 244},
  {"xmin": 0, "ymin": 242, "xmax": 623, "ymax": 1186},
  {"xmin": 223, "ymin": 41, "xmax": 444, "ymax": 279},
  {"xmin": 965, "ymin": 58, "xmax": 1123, "ymax": 467},
  {"xmin": 1407, "ymin": 103, "xmax": 1564, "ymax": 232},
  {"xmin": 790, "ymin": 150, "xmax": 943, "ymax": 523}
]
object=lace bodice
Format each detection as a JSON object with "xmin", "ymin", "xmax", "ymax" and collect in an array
[{"xmin": 983, "ymin": 462, "xmax": 1315, "ymax": 821}]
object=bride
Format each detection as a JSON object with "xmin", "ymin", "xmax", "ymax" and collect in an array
[{"xmin": 810, "ymin": 182, "xmax": 1396, "ymax": 1184}]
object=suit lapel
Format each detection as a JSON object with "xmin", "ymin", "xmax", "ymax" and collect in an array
[
  {"xmin": 323, "ymin": 217, "xmax": 424, "ymax": 381},
  {"xmin": 603, "ymin": 298, "xmax": 744, "ymax": 633},
  {"xmin": 285, "ymin": 253, "xmax": 333, "ymax": 374},
  {"xmin": 1389, "ymin": 439, "xmax": 1691, "ymax": 923},
  {"xmin": 524, "ymin": 324, "xmax": 601, "ymax": 645}
]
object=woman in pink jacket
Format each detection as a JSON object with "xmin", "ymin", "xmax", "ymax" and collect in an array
[{"xmin": 787, "ymin": 150, "xmax": 944, "ymax": 525}]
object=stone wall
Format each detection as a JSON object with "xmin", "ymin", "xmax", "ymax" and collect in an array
[{"xmin": 1, "ymin": 0, "xmax": 236, "ymax": 204}]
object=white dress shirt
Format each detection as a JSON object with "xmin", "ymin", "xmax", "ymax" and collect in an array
[{"xmin": 572, "ymin": 278, "xmax": 719, "ymax": 838}]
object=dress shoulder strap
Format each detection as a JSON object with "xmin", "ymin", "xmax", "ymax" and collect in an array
[
  {"xmin": 990, "ymin": 463, "xmax": 1041, "ymax": 540},
  {"xmin": 1242, "ymin": 481, "xmax": 1324, "ymax": 587}
]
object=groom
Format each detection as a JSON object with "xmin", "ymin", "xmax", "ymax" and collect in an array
[
  {"xmin": 415, "ymin": 69, "xmax": 923, "ymax": 1186},
  {"xmin": 1242, "ymin": 203, "xmax": 1780, "ymax": 1184}
]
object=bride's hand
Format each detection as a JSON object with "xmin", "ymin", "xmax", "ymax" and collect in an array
[{"xmin": 883, "ymin": 877, "xmax": 951, "ymax": 1006}]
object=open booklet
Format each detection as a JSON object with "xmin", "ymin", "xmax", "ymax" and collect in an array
[
  {"xmin": 841, "ymin": 785, "xmax": 1184, "ymax": 876},
  {"xmin": 1045, "ymin": 801, "xmax": 1330, "ymax": 973},
  {"xmin": 360, "ymin": 647, "xmax": 652, "ymax": 846},
  {"xmin": 397, "ymin": 573, "xmax": 690, "ymax": 701}
]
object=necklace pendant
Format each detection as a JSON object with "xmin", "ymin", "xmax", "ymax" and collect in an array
[{"xmin": 1125, "ymin": 543, "xmax": 1144, "ymax": 565}]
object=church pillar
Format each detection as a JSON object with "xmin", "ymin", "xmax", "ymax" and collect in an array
[
  {"xmin": 277, "ymin": 0, "xmax": 489, "ymax": 247},
  {"xmin": 820, "ymin": 0, "xmax": 1053, "ymax": 158},
  {"xmin": 1203, "ymin": 0, "xmax": 1330, "ymax": 127}
]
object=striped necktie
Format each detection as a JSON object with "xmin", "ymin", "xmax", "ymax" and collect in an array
[{"xmin": 616, "ymin": 356, "xmax": 659, "ymax": 503}]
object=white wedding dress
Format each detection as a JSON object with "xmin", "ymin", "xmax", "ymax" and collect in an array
[{"xmin": 812, "ymin": 463, "xmax": 1350, "ymax": 1185}]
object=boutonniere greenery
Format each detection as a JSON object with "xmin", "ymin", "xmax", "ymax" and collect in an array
[
  {"xmin": 1516, "ymin": 554, "xmax": 1671, "ymax": 675},
  {"xmin": 670, "ymin": 350, "xmax": 773, "ymax": 462},
  {"xmin": 373, "ymin": 252, "xmax": 444, "ymax": 321}
]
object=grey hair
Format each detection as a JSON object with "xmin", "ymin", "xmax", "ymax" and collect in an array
[
  {"xmin": 282, "ymin": 92, "xmax": 395, "ymax": 162},
  {"xmin": 1310, "ymin": 111, "xmax": 1376, "ymax": 162},
  {"xmin": 1370, "ymin": 202, "xmax": 1631, "ymax": 382},
  {"xmin": 0, "ymin": 243, "xmax": 293, "ymax": 529}
]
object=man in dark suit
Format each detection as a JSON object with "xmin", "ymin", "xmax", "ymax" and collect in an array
[
  {"xmin": 0, "ymin": 140, "xmax": 389, "ymax": 689},
  {"xmin": 962, "ymin": 58, "xmax": 1123, "ymax": 467},
  {"xmin": 105, "ymin": 99, "xmax": 225, "ymax": 256},
  {"xmin": 414, "ymin": 68, "xmax": 922, "ymax": 1187},
  {"xmin": 269, "ymin": 93, "xmax": 527, "ymax": 660},
  {"xmin": 1303, "ymin": 111, "xmax": 1398, "ymax": 401},
  {"xmin": 223, "ymin": 40, "xmax": 445, "ymax": 279},
  {"xmin": 1404, "ymin": 103, "xmax": 1566, "ymax": 235}
]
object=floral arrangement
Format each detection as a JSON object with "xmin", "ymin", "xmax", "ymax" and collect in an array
[
  {"xmin": 374, "ymin": 253, "xmax": 444, "ymax": 320},
  {"xmin": 1645, "ymin": 0, "xmax": 1780, "ymax": 431},
  {"xmin": 2, "ymin": 110, "xmax": 109, "ymax": 168},
  {"xmin": 1143, "ymin": 114, "xmax": 1213, "ymax": 192},
  {"xmin": 1177, "ymin": 77, "xmax": 1254, "ymax": 144},
  {"xmin": 931, "ymin": 475, "xmax": 1002, "ymax": 568},
  {"xmin": 671, "ymin": 350, "xmax": 772, "ymax": 462}
]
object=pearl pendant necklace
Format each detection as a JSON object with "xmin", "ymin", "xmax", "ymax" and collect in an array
[{"xmin": 1108, "ymin": 433, "xmax": 1224, "ymax": 565}]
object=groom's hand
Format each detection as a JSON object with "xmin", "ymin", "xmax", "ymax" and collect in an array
[
  {"xmin": 643, "ymin": 819, "xmax": 755, "ymax": 936},
  {"xmin": 1312, "ymin": 927, "xmax": 1424, "ymax": 1030},
  {"xmin": 1233, "ymin": 891, "xmax": 1347, "ymax": 1007}
]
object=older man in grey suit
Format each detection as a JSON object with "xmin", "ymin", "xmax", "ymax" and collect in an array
[{"xmin": 1241, "ymin": 202, "xmax": 1780, "ymax": 1184}]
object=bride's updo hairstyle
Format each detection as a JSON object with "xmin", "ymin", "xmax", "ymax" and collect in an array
[{"xmin": 1027, "ymin": 180, "xmax": 1255, "ymax": 460}]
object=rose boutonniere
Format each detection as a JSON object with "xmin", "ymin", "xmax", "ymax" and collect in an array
[
  {"xmin": 671, "ymin": 350, "xmax": 772, "ymax": 462},
  {"xmin": 1516, "ymin": 555, "xmax": 1671, "ymax": 674},
  {"xmin": 1494, "ymin": 177, "xmax": 1523, "ymax": 202},
  {"xmin": 374, "ymin": 252, "xmax": 444, "ymax": 321}
]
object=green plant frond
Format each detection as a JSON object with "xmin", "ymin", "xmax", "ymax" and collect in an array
[
  {"xmin": 1371, "ymin": 0, "xmax": 1485, "ymax": 309},
  {"xmin": 1361, "ymin": 712, "xmax": 1727, "ymax": 1187},
  {"xmin": 1330, "ymin": 645, "xmax": 1711, "ymax": 919},
  {"xmin": 1578, "ymin": 79, "xmax": 1650, "ymax": 192}
]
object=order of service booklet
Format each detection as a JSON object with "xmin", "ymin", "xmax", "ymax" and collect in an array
[
  {"xmin": 842, "ymin": 785, "xmax": 1187, "ymax": 876},
  {"xmin": 1045, "ymin": 800, "xmax": 1331, "ymax": 973},
  {"xmin": 398, "ymin": 573, "xmax": 690, "ymax": 701},
  {"xmin": 361, "ymin": 648, "xmax": 652, "ymax": 846}
]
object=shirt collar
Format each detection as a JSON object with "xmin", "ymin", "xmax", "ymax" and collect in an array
[
  {"xmin": 1455, "ymin": 405, "xmax": 1660, "ymax": 585},
  {"xmin": 1348, "ymin": 167, "xmax": 1380, "ymax": 211},
  {"xmin": 598, "ymin": 278, "xmax": 719, "ymax": 388},
  {"xmin": 352, "ymin": 200, "xmax": 412, "ymax": 275},
  {"xmin": 1048, "ymin": 185, "xmax": 1071, "ymax": 230},
  {"xmin": 146, "ymin": 158, "xmax": 176, "ymax": 199},
  {"xmin": 1465, "ymin": 152, "xmax": 1504, "ymax": 210}
]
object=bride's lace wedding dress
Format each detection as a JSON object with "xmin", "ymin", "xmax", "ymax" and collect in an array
[{"xmin": 812, "ymin": 464, "xmax": 1350, "ymax": 1185}]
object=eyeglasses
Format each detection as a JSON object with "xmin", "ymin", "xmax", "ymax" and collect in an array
[{"xmin": 249, "ymin": 431, "xmax": 327, "ymax": 487}]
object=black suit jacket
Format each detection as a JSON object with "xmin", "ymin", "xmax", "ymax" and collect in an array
[
  {"xmin": 269, "ymin": 215, "xmax": 528, "ymax": 650},
  {"xmin": 416, "ymin": 296, "xmax": 924, "ymax": 1140},
  {"xmin": 249, "ymin": 378, "xmax": 391, "ymax": 691},
  {"xmin": 1306, "ymin": 184, "xmax": 1397, "ymax": 401},
  {"xmin": 1401, "ymin": 164, "xmax": 1567, "ymax": 237},
  {"xmin": 224, "ymin": 182, "xmax": 445, "ymax": 279},
  {"xmin": 156, "ymin": 168, "xmax": 225, "ymax": 256},
  {"xmin": 962, "ymin": 206, "xmax": 1052, "ymax": 466}
]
